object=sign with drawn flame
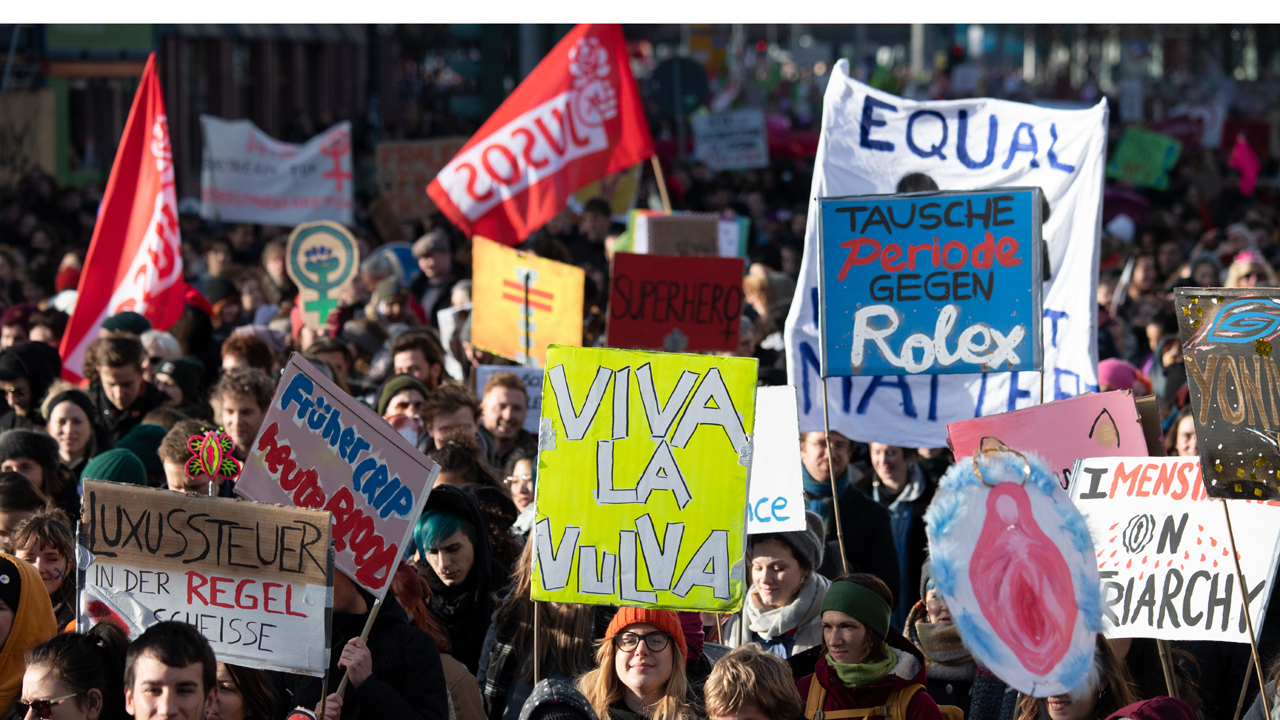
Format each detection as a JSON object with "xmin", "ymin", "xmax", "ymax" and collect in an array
[{"xmin": 287, "ymin": 221, "xmax": 359, "ymax": 331}]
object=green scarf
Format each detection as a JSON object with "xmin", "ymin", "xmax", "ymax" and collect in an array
[{"xmin": 827, "ymin": 644, "xmax": 897, "ymax": 688}]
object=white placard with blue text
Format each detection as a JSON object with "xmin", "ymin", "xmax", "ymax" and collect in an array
[{"xmin": 747, "ymin": 385, "xmax": 806, "ymax": 534}]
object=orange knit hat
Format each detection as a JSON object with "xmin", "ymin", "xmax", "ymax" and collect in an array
[{"xmin": 605, "ymin": 607, "xmax": 687, "ymax": 660}]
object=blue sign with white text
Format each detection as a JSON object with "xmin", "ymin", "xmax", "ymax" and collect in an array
[{"xmin": 817, "ymin": 188, "xmax": 1043, "ymax": 377}]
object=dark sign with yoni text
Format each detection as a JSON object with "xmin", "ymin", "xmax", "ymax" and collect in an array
[
  {"xmin": 608, "ymin": 252, "xmax": 744, "ymax": 353},
  {"xmin": 817, "ymin": 188, "xmax": 1043, "ymax": 376}
]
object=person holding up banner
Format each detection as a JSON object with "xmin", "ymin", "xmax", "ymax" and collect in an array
[
  {"xmin": 578, "ymin": 608, "xmax": 698, "ymax": 720},
  {"xmin": 19, "ymin": 622, "xmax": 129, "ymax": 720}
]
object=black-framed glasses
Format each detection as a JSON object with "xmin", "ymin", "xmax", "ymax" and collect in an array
[
  {"xmin": 16, "ymin": 693, "xmax": 77, "ymax": 718},
  {"xmin": 614, "ymin": 631, "xmax": 670, "ymax": 653}
]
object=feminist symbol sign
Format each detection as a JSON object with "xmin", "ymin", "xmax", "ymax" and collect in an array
[{"xmin": 287, "ymin": 221, "xmax": 359, "ymax": 331}]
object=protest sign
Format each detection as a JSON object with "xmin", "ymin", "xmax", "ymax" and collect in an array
[
  {"xmin": 376, "ymin": 137, "xmax": 468, "ymax": 219},
  {"xmin": 236, "ymin": 354, "xmax": 437, "ymax": 598},
  {"xmin": 948, "ymin": 391, "xmax": 1147, "ymax": 487},
  {"xmin": 607, "ymin": 252, "xmax": 744, "ymax": 353},
  {"xmin": 287, "ymin": 221, "xmax": 360, "ymax": 332},
  {"xmin": 747, "ymin": 386, "xmax": 806, "ymax": 534},
  {"xmin": 1105, "ymin": 127, "xmax": 1182, "ymax": 191},
  {"xmin": 692, "ymin": 109, "xmax": 769, "ymax": 171},
  {"xmin": 438, "ymin": 304, "xmax": 471, "ymax": 382},
  {"xmin": 1068, "ymin": 456, "xmax": 1280, "ymax": 642},
  {"xmin": 784, "ymin": 63, "xmax": 1108, "ymax": 449},
  {"xmin": 818, "ymin": 188, "xmax": 1043, "ymax": 377},
  {"xmin": 472, "ymin": 236, "xmax": 584, "ymax": 367},
  {"xmin": 200, "ymin": 116, "xmax": 354, "ymax": 226},
  {"xmin": 78, "ymin": 480, "xmax": 333, "ymax": 676},
  {"xmin": 0, "ymin": 89, "xmax": 55, "ymax": 187},
  {"xmin": 475, "ymin": 364, "xmax": 543, "ymax": 434},
  {"xmin": 1175, "ymin": 287, "xmax": 1280, "ymax": 500},
  {"xmin": 633, "ymin": 213, "xmax": 721, "ymax": 257},
  {"xmin": 569, "ymin": 163, "xmax": 643, "ymax": 222},
  {"xmin": 532, "ymin": 346, "xmax": 757, "ymax": 611}
]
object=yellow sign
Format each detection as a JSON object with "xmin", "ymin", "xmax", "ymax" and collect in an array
[
  {"xmin": 532, "ymin": 346, "xmax": 757, "ymax": 611},
  {"xmin": 472, "ymin": 237, "xmax": 584, "ymax": 367},
  {"xmin": 571, "ymin": 163, "xmax": 642, "ymax": 220}
]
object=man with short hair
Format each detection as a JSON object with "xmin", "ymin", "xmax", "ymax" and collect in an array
[
  {"xmin": 409, "ymin": 229, "xmax": 458, "ymax": 328},
  {"xmin": 391, "ymin": 332, "xmax": 445, "ymax": 390},
  {"xmin": 0, "ymin": 341, "xmax": 62, "ymax": 430},
  {"xmin": 0, "ymin": 303, "xmax": 35, "ymax": 348},
  {"xmin": 220, "ymin": 333, "xmax": 276, "ymax": 375},
  {"xmin": 704, "ymin": 644, "xmax": 804, "ymax": 720},
  {"xmin": 87, "ymin": 335, "xmax": 168, "ymax": 443},
  {"xmin": 124, "ymin": 620, "xmax": 218, "ymax": 720},
  {"xmin": 28, "ymin": 309, "xmax": 68, "ymax": 347},
  {"xmin": 478, "ymin": 372, "xmax": 536, "ymax": 469},
  {"xmin": 158, "ymin": 419, "xmax": 234, "ymax": 496},
  {"xmin": 418, "ymin": 384, "xmax": 481, "ymax": 454},
  {"xmin": 212, "ymin": 368, "xmax": 276, "ymax": 462}
]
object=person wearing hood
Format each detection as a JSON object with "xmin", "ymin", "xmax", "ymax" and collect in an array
[
  {"xmin": 855, "ymin": 444, "xmax": 936, "ymax": 632},
  {"xmin": 154, "ymin": 358, "xmax": 214, "ymax": 421},
  {"xmin": 0, "ymin": 341, "xmax": 62, "ymax": 431},
  {"xmin": 41, "ymin": 383, "xmax": 114, "ymax": 481},
  {"xmin": 720, "ymin": 512, "xmax": 830, "ymax": 678},
  {"xmin": 796, "ymin": 574, "xmax": 944, "ymax": 720},
  {"xmin": 0, "ymin": 553, "xmax": 58, "ymax": 716},
  {"xmin": 414, "ymin": 484, "xmax": 509, "ymax": 676},
  {"xmin": 520, "ymin": 678, "xmax": 600, "ymax": 720}
]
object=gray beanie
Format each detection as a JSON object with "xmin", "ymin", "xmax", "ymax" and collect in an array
[
  {"xmin": 753, "ymin": 510, "xmax": 825, "ymax": 571},
  {"xmin": 920, "ymin": 557, "xmax": 934, "ymax": 601}
]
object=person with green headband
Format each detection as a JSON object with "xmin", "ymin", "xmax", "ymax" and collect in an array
[{"xmin": 796, "ymin": 574, "xmax": 944, "ymax": 720}]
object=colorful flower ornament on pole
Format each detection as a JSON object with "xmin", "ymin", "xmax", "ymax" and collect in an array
[
  {"xmin": 186, "ymin": 430, "xmax": 243, "ymax": 481},
  {"xmin": 924, "ymin": 438, "xmax": 1102, "ymax": 696}
]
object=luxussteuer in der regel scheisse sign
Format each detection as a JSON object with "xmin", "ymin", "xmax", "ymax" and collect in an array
[{"xmin": 818, "ymin": 188, "xmax": 1043, "ymax": 377}]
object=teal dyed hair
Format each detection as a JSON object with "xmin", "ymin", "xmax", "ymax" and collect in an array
[{"xmin": 413, "ymin": 508, "xmax": 474, "ymax": 556}]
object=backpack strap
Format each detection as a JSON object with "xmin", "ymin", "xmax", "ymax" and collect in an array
[
  {"xmin": 885, "ymin": 684, "xmax": 925, "ymax": 720},
  {"xmin": 804, "ymin": 678, "xmax": 827, "ymax": 720},
  {"xmin": 804, "ymin": 680, "xmax": 894, "ymax": 719}
]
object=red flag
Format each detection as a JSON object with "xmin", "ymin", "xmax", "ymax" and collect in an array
[
  {"xmin": 427, "ymin": 24, "xmax": 653, "ymax": 244},
  {"xmin": 1228, "ymin": 131, "xmax": 1262, "ymax": 196},
  {"xmin": 60, "ymin": 53, "xmax": 185, "ymax": 381}
]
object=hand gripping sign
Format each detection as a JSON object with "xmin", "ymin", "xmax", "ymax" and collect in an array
[
  {"xmin": 532, "ymin": 346, "xmax": 757, "ymax": 611},
  {"xmin": 236, "ymin": 354, "xmax": 437, "ymax": 597}
]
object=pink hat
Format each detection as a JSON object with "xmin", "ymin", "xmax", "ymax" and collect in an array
[{"xmin": 1098, "ymin": 358, "xmax": 1139, "ymax": 392}]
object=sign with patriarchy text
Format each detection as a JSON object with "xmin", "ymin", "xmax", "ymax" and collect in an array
[
  {"xmin": 236, "ymin": 354, "xmax": 437, "ymax": 597},
  {"xmin": 78, "ymin": 480, "xmax": 333, "ymax": 676},
  {"xmin": 1068, "ymin": 456, "xmax": 1280, "ymax": 642},
  {"xmin": 1175, "ymin": 288, "xmax": 1280, "ymax": 500},
  {"xmin": 532, "ymin": 346, "xmax": 757, "ymax": 611},
  {"xmin": 287, "ymin": 221, "xmax": 360, "ymax": 331},
  {"xmin": 818, "ymin": 188, "xmax": 1043, "ymax": 377},
  {"xmin": 472, "ymin": 236, "xmax": 584, "ymax": 367},
  {"xmin": 608, "ymin": 252, "xmax": 744, "ymax": 353}
]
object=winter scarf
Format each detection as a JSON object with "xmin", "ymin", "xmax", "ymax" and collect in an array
[
  {"xmin": 802, "ymin": 465, "xmax": 852, "ymax": 537},
  {"xmin": 905, "ymin": 600, "xmax": 974, "ymax": 683},
  {"xmin": 747, "ymin": 571, "xmax": 829, "ymax": 642},
  {"xmin": 827, "ymin": 645, "xmax": 897, "ymax": 689},
  {"xmin": 969, "ymin": 663, "xmax": 1020, "ymax": 720}
]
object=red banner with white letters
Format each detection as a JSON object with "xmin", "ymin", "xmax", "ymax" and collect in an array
[
  {"xmin": 427, "ymin": 24, "xmax": 654, "ymax": 244},
  {"xmin": 60, "ymin": 53, "xmax": 185, "ymax": 381}
]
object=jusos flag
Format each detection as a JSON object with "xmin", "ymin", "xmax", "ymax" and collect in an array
[
  {"xmin": 427, "ymin": 24, "xmax": 653, "ymax": 244},
  {"xmin": 61, "ymin": 53, "xmax": 185, "ymax": 381}
]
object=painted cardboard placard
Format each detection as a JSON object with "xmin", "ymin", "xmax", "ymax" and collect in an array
[
  {"xmin": 747, "ymin": 385, "xmax": 806, "ymax": 534},
  {"xmin": 1175, "ymin": 287, "xmax": 1280, "ymax": 500},
  {"xmin": 1105, "ymin": 127, "xmax": 1182, "ymax": 191},
  {"xmin": 692, "ymin": 109, "xmax": 769, "ymax": 171},
  {"xmin": 948, "ymin": 391, "xmax": 1147, "ymax": 487},
  {"xmin": 472, "ymin": 236, "xmax": 584, "ymax": 368},
  {"xmin": 532, "ymin": 345, "xmax": 757, "ymax": 611},
  {"xmin": 925, "ymin": 453, "xmax": 1102, "ymax": 697},
  {"xmin": 475, "ymin": 364, "xmax": 543, "ymax": 435},
  {"xmin": 607, "ymin": 252, "xmax": 744, "ymax": 353},
  {"xmin": 1068, "ymin": 456, "xmax": 1280, "ymax": 643},
  {"xmin": 817, "ymin": 188, "xmax": 1043, "ymax": 377},
  {"xmin": 287, "ymin": 221, "xmax": 360, "ymax": 331},
  {"xmin": 375, "ymin": 137, "xmax": 468, "ymax": 219},
  {"xmin": 78, "ymin": 480, "xmax": 333, "ymax": 676},
  {"xmin": 236, "ymin": 354, "xmax": 437, "ymax": 598},
  {"xmin": 634, "ymin": 213, "xmax": 720, "ymax": 256}
]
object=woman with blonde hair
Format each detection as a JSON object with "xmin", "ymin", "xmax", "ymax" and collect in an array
[
  {"xmin": 578, "ymin": 607, "xmax": 698, "ymax": 720},
  {"xmin": 1225, "ymin": 250, "xmax": 1278, "ymax": 288}
]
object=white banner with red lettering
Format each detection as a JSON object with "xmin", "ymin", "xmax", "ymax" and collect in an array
[
  {"xmin": 200, "ymin": 116, "xmax": 354, "ymax": 227},
  {"xmin": 60, "ymin": 53, "xmax": 185, "ymax": 381}
]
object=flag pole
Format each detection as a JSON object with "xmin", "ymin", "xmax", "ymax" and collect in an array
[
  {"xmin": 1222, "ymin": 499, "xmax": 1271, "ymax": 719},
  {"xmin": 650, "ymin": 155, "xmax": 672, "ymax": 213},
  {"xmin": 820, "ymin": 379, "xmax": 850, "ymax": 575}
]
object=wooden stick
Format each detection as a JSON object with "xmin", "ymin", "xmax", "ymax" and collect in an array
[
  {"xmin": 1233, "ymin": 659, "xmax": 1253, "ymax": 720},
  {"xmin": 820, "ymin": 380, "xmax": 850, "ymax": 575},
  {"xmin": 1222, "ymin": 499, "xmax": 1271, "ymax": 719},
  {"xmin": 315, "ymin": 672, "xmax": 328, "ymax": 720},
  {"xmin": 650, "ymin": 155, "xmax": 672, "ymax": 213},
  {"xmin": 334, "ymin": 597, "xmax": 383, "ymax": 698},
  {"xmin": 1155, "ymin": 639, "xmax": 1178, "ymax": 698}
]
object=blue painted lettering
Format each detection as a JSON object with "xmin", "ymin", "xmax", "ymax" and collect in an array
[{"xmin": 860, "ymin": 96, "xmax": 898, "ymax": 152}]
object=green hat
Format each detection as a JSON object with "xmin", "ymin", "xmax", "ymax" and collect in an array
[
  {"xmin": 377, "ymin": 374, "xmax": 431, "ymax": 416},
  {"xmin": 82, "ymin": 448, "xmax": 147, "ymax": 486},
  {"xmin": 100, "ymin": 311, "xmax": 152, "ymax": 335},
  {"xmin": 117, "ymin": 424, "xmax": 167, "ymax": 474},
  {"xmin": 822, "ymin": 581, "xmax": 892, "ymax": 641}
]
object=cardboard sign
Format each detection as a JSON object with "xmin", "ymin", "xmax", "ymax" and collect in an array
[
  {"xmin": 472, "ymin": 236, "xmax": 584, "ymax": 368},
  {"xmin": 0, "ymin": 90, "xmax": 56, "ymax": 187},
  {"xmin": 1175, "ymin": 287, "xmax": 1280, "ymax": 500},
  {"xmin": 818, "ymin": 188, "xmax": 1043, "ymax": 377},
  {"xmin": 692, "ymin": 109, "xmax": 769, "ymax": 171},
  {"xmin": 747, "ymin": 386, "xmax": 806, "ymax": 534},
  {"xmin": 475, "ymin": 364, "xmax": 543, "ymax": 435},
  {"xmin": 376, "ymin": 137, "xmax": 468, "ymax": 219},
  {"xmin": 634, "ymin": 213, "xmax": 720, "ymax": 256},
  {"xmin": 78, "ymin": 480, "xmax": 333, "ymax": 676},
  {"xmin": 1106, "ymin": 127, "xmax": 1182, "ymax": 191},
  {"xmin": 287, "ymin": 221, "xmax": 360, "ymax": 331},
  {"xmin": 236, "ymin": 354, "xmax": 437, "ymax": 598},
  {"xmin": 1068, "ymin": 456, "xmax": 1280, "ymax": 643},
  {"xmin": 607, "ymin": 252, "xmax": 744, "ymax": 353},
  {"xmin": 948, "ymin": 391, "xmax": 1147, "ymax": 487},
  {"xmin": 532, "ymin": 346, "xmax": 757, "ymax": 611}
]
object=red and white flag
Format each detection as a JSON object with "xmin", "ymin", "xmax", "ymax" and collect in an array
[
  {"xmin": 60, "ymin": 53, "xmax": 185, "ymax": 381},
  {"xmin": 427, "ymin": 24, "xmax": 654, "ymax": 244}
]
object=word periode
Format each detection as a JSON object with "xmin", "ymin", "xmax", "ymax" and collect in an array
[{"xmin": 818, "ymin": 188, "xmax": 1043, "ymax": 377}]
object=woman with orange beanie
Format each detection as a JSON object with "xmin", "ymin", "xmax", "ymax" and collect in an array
[{"xmin": 578, "ymin": 608, "xmax": 698, "ymax": 720}]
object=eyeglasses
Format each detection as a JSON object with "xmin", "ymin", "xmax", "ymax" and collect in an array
[
  {"xmin": 16, "ymin": 694, "xmax": 77, "ymax": 718},
  {"xmin": 504, "ymin": 473, "xmax": 534, "ymax": 485},
  {"xmin": 614, "ymin": 631, "xmax": 670, "ymax": 653}
]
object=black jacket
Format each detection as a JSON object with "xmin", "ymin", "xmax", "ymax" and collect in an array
[
  {"xmin": 816, "ymin": 485, "xmax": 901, "ymax": 596},
  {"xmin": 410, "ymin": 271, "xmax": 460, "ymax": 329},
  {"xmin": 855, "ymin": 464, "xmax": 937, "ymax": 621},
  {"xmin": 275, "ymin": 595, "xmax": 448, "ymax": 720},
  {"xmin": 88, "ymin": 380, "xmax": 168, "ymax": 443}
]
